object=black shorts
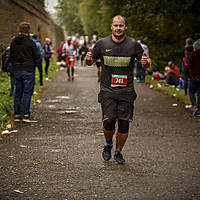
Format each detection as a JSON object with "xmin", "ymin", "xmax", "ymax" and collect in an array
[
  {"xmin": 96, "ymin": 62, "xmax": 101, "ymax": 67},
  {"xmin": 98, "ymin": 91, "xmax": 136, "ymax": 122}
]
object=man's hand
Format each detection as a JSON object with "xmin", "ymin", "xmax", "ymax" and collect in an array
[
  {"xmin": 85, "ymin": 52, "xmax": 95, "ymax": 66},
  {"xmin": 141, "ymin": 52, "xmax": 151, "ymax": 69}
]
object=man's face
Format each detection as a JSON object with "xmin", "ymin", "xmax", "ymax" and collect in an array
[{"xmin": 111, "ymin": 16, "xmax": 127, "ymax": 39}]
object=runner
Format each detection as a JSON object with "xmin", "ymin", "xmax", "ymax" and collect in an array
[
  {"xmin": 91, "ymin": 40, "xmax": 102, "ymax": 82},
  {"xmin": 62, "ymin": 36, "xmax": 76, "ymax": 81},
  {"xmin": 85, "ymin": 15, "xmax": 150, "ymax": 164}
]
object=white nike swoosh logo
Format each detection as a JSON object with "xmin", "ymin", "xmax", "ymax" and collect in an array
[{"xmin": 105, "ymin": 49, "xmax": 112, "ymax": 52}]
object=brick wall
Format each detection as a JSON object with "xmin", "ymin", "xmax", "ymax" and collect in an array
[{"xmin": 0, "ymin": 0, "xmax": 64, "ymax": 67}]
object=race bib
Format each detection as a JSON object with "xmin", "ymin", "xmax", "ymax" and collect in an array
[{"xmin": 111, "ymin": 74, "xmax": 127, "ymax": 87}]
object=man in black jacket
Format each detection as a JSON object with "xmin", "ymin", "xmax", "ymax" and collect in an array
[{"xmin": 10, "ymin": 22, "xmax": 40, "ymax": 122}]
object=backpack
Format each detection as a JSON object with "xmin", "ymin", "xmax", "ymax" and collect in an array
[
  {"xmin": 183, "ymin": 48, "xmax": 192, "ymax": 67},
  {"xmin": 1, "ymin": 48, "xmax": 11, "ymax": 73}
]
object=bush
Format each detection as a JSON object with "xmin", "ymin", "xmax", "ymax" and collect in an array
[{"xmin": 0, "ymin": 73, "xmax": 13, "ymax": 129}]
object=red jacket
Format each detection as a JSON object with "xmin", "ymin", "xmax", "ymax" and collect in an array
[{"xmin": 169, "ymin": 65, "xmax": 180, "ymax": 79}]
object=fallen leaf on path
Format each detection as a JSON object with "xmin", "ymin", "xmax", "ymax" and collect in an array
[
  {"xmin": 10, "ymin": 130, "xmax": 18, "ymax": 133},
  {"xmin": 96, "ymin": 132, "xmax": 104, "ymax": 136},
  {"xmin": 149, "ymin": 85, "xmax": 153, "ymax": 88},
  {"xmin": 157, "ymin": 83, "xmax": 162, "ymax": 88},
  {"xmin": 14, "ymin": 189, "xmax": 24, "ymax": 194},
  {"xmin": 1, "ymin": 130, "xmax": 10, "ymax": 135},
  {"xmin": 6, "ymin": 124, "xmax": 12, "ymax": 129},
  {"xmin": 20, "ymin": 145, "xmax": 27, "ymax": 148},
  {"xmin": 185, "ymin": 105, "xmax": 192, "ymax": 109}
]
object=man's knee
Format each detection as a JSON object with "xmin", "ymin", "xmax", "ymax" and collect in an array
[
  {"xmin": 103, "ymin": 118, "xmax": 116, "ymax": 130},
  {"xmin": 118, "ymin": 120, "xmax": 129, "ymax": 133}
]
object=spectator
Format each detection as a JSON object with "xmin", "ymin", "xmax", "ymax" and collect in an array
[
  {"xmin": 10, "ymin": 22, "xmax": 40, "ymax": 122},
  {"xmin": 1, "ymin": 38, "xmax": 15, "ymax": 96},
  {"xmin": 182, "ymin": 38, "xmax": 193, "ymax": 95},
  {"xmin": 188, "ymin": 39, "xmax": 200, "ymax": 116},
  {"xmin": 79, "ymin": 41, "xmax": 89, "ymax": 67},
  {"xmin": 91, "ymin": 40, "xmax": 102, "ymax": 82},
  {"xmin": 57, "ymin": 41, "xmax": 64, "ymax": 62},
  {"xmin": 76, "ymin": 43, "xmax": 81, "ymax": 63},
  {"xmin": 135, "ymin": 40, "xmax": 150, "ymax": 83},
  {"xmin": 166, "ymin": 61, "xmax": 180, "ymax": 86},
  {"xmin": 32, "ymin": 33, "xmax": 43, "ymax": 86},
  {"xmin": 43, "ymin": 38, "xmax": 52, "ymax": 76}
]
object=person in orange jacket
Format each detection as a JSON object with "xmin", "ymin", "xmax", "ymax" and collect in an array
[{"xmin": 166, "ymin": 61, "xmax": 180, "ymax": 86}]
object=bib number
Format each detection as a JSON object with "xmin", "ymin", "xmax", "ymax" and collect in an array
[{"xmin": 111, "ymin": 74, "xmax": 127, "ymax": 87}]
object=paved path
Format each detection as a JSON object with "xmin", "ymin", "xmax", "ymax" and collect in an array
[{"xmin": 1, "ymin": 64, "xmax": 200, "ymax": 200}]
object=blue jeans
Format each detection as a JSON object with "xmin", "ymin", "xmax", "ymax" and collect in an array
[
  {"xmin": 135, "ymin": 60, "xmax": 141, "ymax": 79},
  {"xmin": 10, "ymin": 75, "xmax": 15, "ymax": 96},
  {"xmin": 135, "ymin": 60, "xmax": 146, "ymax": 82},
  {"xmin": 13, "ymin": 71, "xmax": 35, "ymax": 116},
  {"xmin": 45, "ymin": 57, "xmax": 50, "ymax": 75},
  {"xmin": 36, "ymin": 59, "xmax": 43, "ymax": 85},
  {"xmin": 182, "ymin": 65, "xmax": 189, "ymax": 95},
  {"xmin": 141, "ymin": 67, "xmax": 146, "ymax": 82},
  {"xmin": 189, "ymin": 79, "xmax": 200, "ymax": 109}
]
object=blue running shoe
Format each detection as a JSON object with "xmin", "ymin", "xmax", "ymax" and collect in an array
[
  {"xmin": 114, "ymin": 151, "xmax": 125, "ymax": 164},
  {"xmin": 102, "ymin": 144, "xmax": 113, "ymax": 161}
]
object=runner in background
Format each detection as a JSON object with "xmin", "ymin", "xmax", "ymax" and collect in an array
[
  {"xmin": 62, "ymin": 36, "xmax": 76, "ymax": 81},
  {"xmin": 91, "ymin": 40, "xmax": 102, "ymax": 82}
]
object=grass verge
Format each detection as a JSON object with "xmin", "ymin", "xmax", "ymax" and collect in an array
[{"xmin": 145, "ymin": 75, "xmax": 191, "ymax": 105}]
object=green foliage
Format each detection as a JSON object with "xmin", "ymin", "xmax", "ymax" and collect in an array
[
  {"xmin": 0, "ymin": 73, "xmax": 13, "ymax": 129},
  {"xmin": 56, "ymin": 0, "xmax": 200, "ymax": 72},
  {"xmin": 56, "ymin": 0, "xmax": 84, "ymax": 36},
  {"xmin": 79, "ymin": 0, "xmax": 103, "ymax": 38},
  {"xmin": 0, "ymin": 43, "xmax": 7, "ymax": 71}
]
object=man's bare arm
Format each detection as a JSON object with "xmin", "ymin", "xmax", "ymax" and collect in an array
[
  {"xmin": 140, "ymin": 52, "xmax": 151, "ymax": 69},
  {"xmin": 85, "ymin": 52, "xmax": 97, "ymax": 66}
]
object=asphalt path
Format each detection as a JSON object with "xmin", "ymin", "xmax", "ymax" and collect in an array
[{"xmin": 1, "ymin": 64, "xmax": 200, "ymax": 200}]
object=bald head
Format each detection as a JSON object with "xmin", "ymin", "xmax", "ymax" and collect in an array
[{"xmin": 111, "ymin": 15, "xmax": 127, "ymax": 26}]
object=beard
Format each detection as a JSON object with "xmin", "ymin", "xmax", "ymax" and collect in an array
[{"xmin": 113, "ymin": 31, "xmax": 125, "ymax": 40}]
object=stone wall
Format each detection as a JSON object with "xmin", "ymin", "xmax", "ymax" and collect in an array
[{"xmin": 0, "ymin": 0, "xmax": 64, "ymax": 67}]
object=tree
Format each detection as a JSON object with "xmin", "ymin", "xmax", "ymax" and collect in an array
[
  {"xmin": 56, "ymin": 0, "xmax": 200, "ymax": 71},
  {"xmin": 56, "ymin": 0, "xmax": 84, "ymax": 36}
]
